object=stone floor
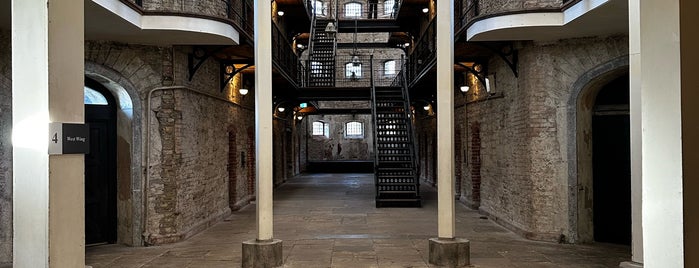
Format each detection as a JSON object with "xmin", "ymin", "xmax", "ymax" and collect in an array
[{"xmin": 86, "ymin": 173, "xmax": 630, "ymax": 267}]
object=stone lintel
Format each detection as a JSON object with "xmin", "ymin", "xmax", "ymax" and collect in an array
[
  {"xmin": 619, "ymin": 261, "xmax": 643, "ymax": 268},
  {"xmin": 242, "ymin": 239, "xmax": 283, "ymax": 268},
  {"xmin": 428, "ymin": 237, "xmax": 470, "ymax": 267}
]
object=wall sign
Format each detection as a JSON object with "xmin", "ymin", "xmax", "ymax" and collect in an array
[{"xmin": 49, "ymin": 123, "xmax": 90, "ymax": 155}]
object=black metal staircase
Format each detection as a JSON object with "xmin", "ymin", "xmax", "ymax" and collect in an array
[
  {"xmin": 371, "ymin": 67, "xmax": 420, "ymax": 207},
  {"xmin": 308, "ymin": 18, "xmax": 337, "ymax": 87}
]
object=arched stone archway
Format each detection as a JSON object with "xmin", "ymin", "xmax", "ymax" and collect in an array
[
  {"xmin": 85, "ymin": 61, "xmax": 145, "ymax": 246},
  {"xmin": 567, "ymin": 56, "xmax": 629, "ymax": 243}
]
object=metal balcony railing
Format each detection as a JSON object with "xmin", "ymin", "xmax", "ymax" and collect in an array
[
  {"xmin": 223, "ymin": 0, "xmax": 254, "ymax": 39},
  {"xmin": 122, "ymin": 0, "xmax": 254, "ymax": 40},
  {"xmin": 272, "ymin": 23, "xmax": 304, "ymax": 88},
  {"xmin": 337, "ymin": 0, "xmax": 401, "ymax": 20},
  {"xmin": 455, "ymin": 0, "xmax": 570, "ymax": 32},
  {"xmin": 407, "ymin": 18, "xmax": 436, "ymax": 84},
  {"xmin": 302, "ymin": 55, "xmax": 404, "ymax": 88}
]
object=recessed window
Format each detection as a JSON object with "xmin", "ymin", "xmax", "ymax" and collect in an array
[
  {"xmin": 312, "ymin": 121, "xmax": 330, "ymax": 138},
  {"xmin": 312, "ymin": 0, "xmax": 326, "ymax": 16},
  {"xmin": 384, "ymin": 60, "xmax": 397, "ymax": 76},
  {"xmin": 84, "ymin": 86, "xmax": 109, "ymax": 105},
  {"xmin": 384, "ymin": 0, "xmax": 396, "ymax": 15},
  {"xmin": 345, "ymin": 122, "xmax": 364, "ymax": 138},
  {"xmin": 345, "ymin": 62, "xmax": 362, "ymax": 78},
  {"xmin": 344, "ymin": 2, "xmax": 362, "ymax": 17}
]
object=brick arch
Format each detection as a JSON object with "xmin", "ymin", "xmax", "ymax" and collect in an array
[
  {"xmin": 85, "ymin": 60, "xmax": 146, "ymax": 246},
  {"xmin": 566, "ymin": 55, "xmax": 629, "ymax": 243}
]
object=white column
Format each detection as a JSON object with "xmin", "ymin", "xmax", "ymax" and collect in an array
[
  {"xmin": 254, "ymin": 0, "xmax": 274, "ymax": 241},
  {"xmin": 626, "ymin": 0, "xmax": 643, "ymax": 264},
  {"xmin": 12, "ymin": 0, "xmax": 85, "ymax": 267},
  {"xmin": 436, "ymin": 0, "xmax": 455, "ymax": 239},
  {"xmin": 631, "ymin": 0, "xmax": 684, "ymax": 266}
]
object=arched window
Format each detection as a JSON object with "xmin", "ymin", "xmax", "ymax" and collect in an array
[
  {"xmin": 312, "ymin": 121, "xmax": 330, "ymax": 138},
  {"xmin": 345, "ymin": 62, "xmax": 362, "ymax": 78},
  {"xmin": 344, "ymin": 2, "xmax": 362, "ymax": 18},
  {"xmin": 345, "ymin": 121, "xmax": 364, "ymax": 138},
  {"xmin": 384, "ymin": 60, "xmax": 397, "ymax": 76},
  {"xmin": 84, "ymin": 86, "xmax": 109, "ymax": 105},
  {"xmin": 384, "ymin": 0, "xmax": 396, "ymax": 16},
  {"xmin": 312, "ymin": 0, "xmax": 326, "ymax": 16}
]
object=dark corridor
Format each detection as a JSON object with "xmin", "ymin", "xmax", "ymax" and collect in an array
[{"xmin": 592, "ymin": 74, "xmax": 631, "ymax": 245}]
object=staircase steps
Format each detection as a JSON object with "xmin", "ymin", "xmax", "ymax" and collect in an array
[
  {"xmin": 309, "ymin": 19, "xmax": 336, "ymax": 87},
  {"xmin": 372, "ymin": 86, "xmax": 420, "ymax": 207}
]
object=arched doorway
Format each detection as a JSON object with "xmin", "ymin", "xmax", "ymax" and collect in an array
[
  {"xmin": 591, "ymin": 75, "xmax": 631, "ymax": 244},
  {"xmin": 84, "ymin": 77, "xmax": 118, "ymax": 245}
]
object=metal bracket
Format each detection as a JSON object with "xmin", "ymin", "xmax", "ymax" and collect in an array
[
  {"xmin": 455, "ymin": 62, "xmax": 487, "ymax": 86},
  {"xmin": 220, "ymin": 62, "xmax": 253, "ymax": 92},
  {"xmin": 474, "ymin": 42, "xmax": 518, "ymax": 77},
  {"xmin": 188, "ymin": 47, "xmax": 210, "ymax": 81}
]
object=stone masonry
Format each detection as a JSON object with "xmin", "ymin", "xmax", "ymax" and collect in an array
[
  {"xmin": 0, "ymin": 30, "xmax": 12, "ymax": 265},
  {"xmin": 456, "ymin": 36, "xmax": 629, "ymax": 242}
]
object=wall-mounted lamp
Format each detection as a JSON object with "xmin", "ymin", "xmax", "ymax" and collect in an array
[
  {"xmin": 277, "ymin": 107, "xmax": 285, "ymax": 113},
  {"xmin": 277, "ymin": 10, "xmax": 285, "ymax": 16},
  {"xmin": 423, "ymin": 104, "xmax": 430, "ymax": 111},
  {"xmin": 460, "ymin": 85, "xmax": 470, "ymax": 93},
  {"xmin": 296, "ymin": 115, "xmax": 303, "ymax": 120},
  {"xmin": 422, "ymin": 7, "xmax": 429, "ymax": 13},
  {"xmin": 297, "ymin": 44, "xmax": 305, "ymax": 49},
  {"xmin": 239, "ymin": 88, "xmax": 249, "ymax": 96},
  {"xmin": 404, "ymin": 42, "xmax": 410, "ymax": 48}
]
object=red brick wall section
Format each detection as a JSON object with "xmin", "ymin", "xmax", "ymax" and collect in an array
[
  {"xmin": 247, "ymin": 127, "xmax": 255, "ymax": 197},
  {"xmin": 470, "ymin": 122, "xmax": 481, "ymax": 204},
  {"xmin": 228, "ymin": 131, "xmax": 237, "ymax": 209}
]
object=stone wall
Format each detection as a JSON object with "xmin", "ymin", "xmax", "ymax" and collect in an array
[
  {"xmin": 84, "ymin": 42, "xmax": 257, "ymax": 245},
  {"xmin": 140, "ymin": 0, "xmax": 228, "ymax": 18},
  {"xmin": 0, "ymin": 30, "xmax": 12, "ymax": 265},
  {"xmin": 471, "ymin": 0, "xmax": 561, "ymax": 17},
  {"xmin": 414, "ymin": 114, "xmax": 436, "ymax": 186},
  {"xmin": 306, "ymin": 114, "xmax": 374, "ymax": 161},
  {"xmin": 456, "ymin": 35, "xmax": 629, "ymax": 242}
]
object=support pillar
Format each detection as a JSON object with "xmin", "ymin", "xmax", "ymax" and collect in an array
[
  {"xmin": 429, "ymin": 0, "xmax": 469, "ymax": 266},
  {"xmin": 628, "ymin": 0, "xmax": 684, "ymax": 267},
  {"xmin": 622, "ymin": 0, "xmax": 643, "ymax": 266},
  {"xmin": 12, "ymin": 0, "xmax": 85, "ymax": 267},
  {"xmin": 242, "ymin": 0, "xmax": 282, "ymax": 267}
]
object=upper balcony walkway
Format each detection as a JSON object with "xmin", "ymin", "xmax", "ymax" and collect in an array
[{"xmin": 456, "ymin": 0, "xmax": 628, "ymax": 41}]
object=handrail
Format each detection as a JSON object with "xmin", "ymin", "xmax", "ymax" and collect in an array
[
  {"xmin": 398, "ymin": 56, "xmax": 420, "ymax": 191},
  {"xmin": 272, "ymin": 22, "xmax": 301, "ymax": 88},
  {"xmin": 306, "ymin": 9, "xmax": 317, "ymax": 87},
  {"xmin": 369, "ymin": 55, "xmax": 380, "ymax": 197},
  {"xmin": 407, "ymin": 18, "xmax": 436, "ymax": 85}
]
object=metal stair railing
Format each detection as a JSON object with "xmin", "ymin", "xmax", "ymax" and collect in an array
[{"xmin": 370, "ymin": 55, "xmax": 381, "ymax": 198}]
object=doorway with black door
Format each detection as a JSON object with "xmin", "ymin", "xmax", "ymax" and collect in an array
[
  {"xmin": 84, "ymin": 78, "xmax": 118, "ymax": 245},
  {"xmin": 591, "ymin": 74, "xmax": 631, "ymax": 245}
]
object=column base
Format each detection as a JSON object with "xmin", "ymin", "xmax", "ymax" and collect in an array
[
  {"xmin": 620, "ymin": 261, "xmax": 643, "ymax": 268},
  {"xmin": 428, "ymin": 238, "xmax": 470, "ymax": 267},
  {"xmin": 242, "ymin": 239, "xmax": 283, "ymax": 268}
]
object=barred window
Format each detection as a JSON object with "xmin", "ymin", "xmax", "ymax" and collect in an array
[
  {"xmin": 345, "ymin": 62, "xmax": 362, "ymax": 78},
  {"xmin": 384, "ymin": 60, "xmax": 396, "ymax": 76},
  {"xmin": 312, "ymin": 121, "xmax": 329, "ymax": 137},
  {"xmin": 345, "ymin": 121, "xmax": 364, "ymax": 138},
  {"xmin": 384, "ymin": 0, "xmax": 396, "ymax": 15},
  {"xmin": 313, "ymin": 0, "xmax": 326, "ymax": 16},
  {"xmin": 344, "ymin": 2, "xmax": 362, "ymax": 17}
]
